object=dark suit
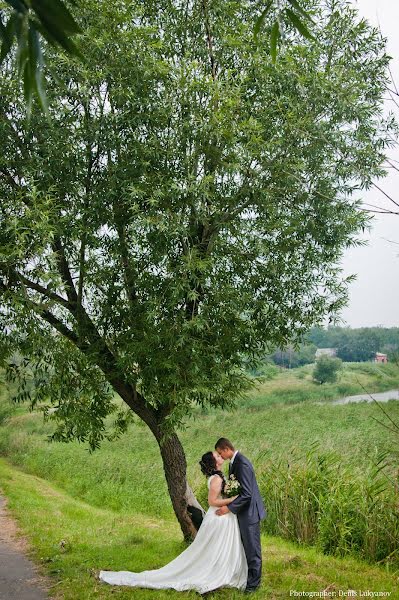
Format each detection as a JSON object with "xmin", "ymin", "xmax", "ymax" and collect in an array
[{"xmin": 228, "ymin": 452, "xmax": 266, "ymax": 590}]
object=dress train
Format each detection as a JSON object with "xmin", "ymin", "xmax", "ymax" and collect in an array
[{"xmin": 99, "ymin": 475, "xmax": 247, "ymax": 594}]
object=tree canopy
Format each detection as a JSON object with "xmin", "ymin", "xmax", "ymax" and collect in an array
[
  {"xmin": 0, "ymin": 0, "xmax": 394, "ymax": 537},
  {"xmin": 0, "ymin": 0, "xmax": 314, "ymax": 113}
]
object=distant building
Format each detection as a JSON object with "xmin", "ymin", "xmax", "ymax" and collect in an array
[
  {"xmin": 375, "ymin": 353, "xmax": 388, "ymax": 364},
  {"xmin": 315, "ymin": 348, "xmax": 337, "ymax": 359}
]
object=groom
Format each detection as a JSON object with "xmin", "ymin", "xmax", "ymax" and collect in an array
[{"xmin": 215, "ymin": 437, "xmax": 266, "ymax": 594}]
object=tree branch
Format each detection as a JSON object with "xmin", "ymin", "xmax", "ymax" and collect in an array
[
  {"xmin": 0, "ymin": 167, "xmax": 21, "ymax": 189},
  {"xmin": 0, "ymin": 278, "xmax": 79, "ymax": 346},
  {"xmin": 201, "ymin": 0, "xmax": 217, "ymax": 81},
  {"xmin": 13, "ymin": 271, "xmax": 70, "ymax": 309},
  {"xmin": 371, "ymin": 182, "xmax": 399, "ymax": 211},
  {"xmin": 52, "ymin": 238, "xmax": 79, "ymax": 305},
  {"xmin": 1, "ymin": 275, "xmax": 160, "ymax": 434},
  {"xmin": 115, "ymin": 218, "xmax": 138, "ymax": 308}
]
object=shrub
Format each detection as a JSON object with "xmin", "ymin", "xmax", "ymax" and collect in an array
[
  {"xmin": 313, "ymin": 356, "xmax": 343, "ymax": 384},
  {"xmin": 256, "ymin": 363, "xmax": 279, "ymax": 381}
]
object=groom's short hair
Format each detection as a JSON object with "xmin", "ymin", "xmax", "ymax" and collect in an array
[{"xmin": 215, "ymin": 438, "xmax": 235, "ymax": 451}]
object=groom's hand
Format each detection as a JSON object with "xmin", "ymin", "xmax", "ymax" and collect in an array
[{"xmin": 215, "ymin": 506, "xmax": 229, "ymax": 516}]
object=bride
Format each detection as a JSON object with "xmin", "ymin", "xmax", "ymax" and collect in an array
[{"xmin": 99, "ymin": 450, "xmax": 248, "ymax": 594}]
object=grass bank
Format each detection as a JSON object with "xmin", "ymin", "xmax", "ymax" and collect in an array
[
  {"xmin": 0, "ymin": 458, "xmax": 398, "ymax": 600},
  {"xmin": 1, "ymin": 370, "xmax": 399, "ymax": 567}
]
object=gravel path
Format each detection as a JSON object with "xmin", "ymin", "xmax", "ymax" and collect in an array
[{"xmin": 0, "ymin": 496, "xmax": 49, "ymax": 600}]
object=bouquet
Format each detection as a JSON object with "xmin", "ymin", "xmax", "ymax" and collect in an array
[{"xmin": 223, "ymin": 474, "xmax": 242, "ymax": 498}]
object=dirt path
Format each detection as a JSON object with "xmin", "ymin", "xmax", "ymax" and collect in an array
[{"xmin": 0, "ymin": 495, "xmax": 49, "ymax": 600}]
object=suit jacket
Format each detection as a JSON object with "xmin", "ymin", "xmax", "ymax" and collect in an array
[{"xmin": 228, "ymin": 452, "xmax": 266, "ymax": 526}]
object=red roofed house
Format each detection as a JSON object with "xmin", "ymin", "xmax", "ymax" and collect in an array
[{"xmin": 375, "ymin": 353, "xmax": 388, "ymax": 364}]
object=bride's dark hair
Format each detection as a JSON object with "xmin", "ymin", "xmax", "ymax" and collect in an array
[{"xmin": 199, "ymin": 451, "xmax": 225, "ymax": 493}]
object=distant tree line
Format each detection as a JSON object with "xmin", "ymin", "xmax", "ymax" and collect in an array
[
  {"xmin": 252, "ymin": 327, "xmax": 399, "ymax": 371},
  {"xmin": 269, "ymin": 343, "xmax": 317, "ymax": 369},
  {"xmin": 307, "ymin": 326, "xmax": 399, "ymax": 363}
]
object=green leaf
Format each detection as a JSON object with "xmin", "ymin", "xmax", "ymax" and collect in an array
[
  {"xmin": 270, "ymin": 20, "xmax": 280, "ymax": 63},
  {"xmin": 0, "ymin": 15, "xmax": 6, "ymax": 40},
  {"xmin": 34, "ymin": 51, "xmax": 48, "ymax": 115},
  {"xmin": 28, "ymin": 22, "xmax": 49, "ymax": 116},
  {"xmin": 285, "ymin": 8, "xmax": 315, "ymax": 40},
  {"xmin": 287, "ymin": 0, "xmax": 315, "ymax": 23},
  {"xmin": 33, "ymin": 18, "xmax": 84, "ymax": 59},
  {"xmin": 28, "ymin": 21, "xmax": 38, "ymax": 74},
  {"xmin": 23, "ymin": 59, "xmax": 32, "ymax": 105},
  {"xmin": 30, "ymin": 0, "xmax": 82, "ymax": 35},
  {"xmin": 0, "ymin": 12, "xmax": 17, "ymax": 65},
  {"xmin": 15, "ymin": 17, "xmax": 29, "ymax": 76},
  {"xmin": 254, "ymin": 0, "xmax": 273, "ymax": 39},
  {"xmin": 29, "ymin": 0, "xmax": 84, "ymax": 59},
  {"xmin": 5, "ymin": 0, "xmax": 28, "ymax": 14}
]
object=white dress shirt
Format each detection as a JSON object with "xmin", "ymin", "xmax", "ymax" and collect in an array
[{"xmin": 230, "ymin": 450, "xmax": 238, "ymax": 466}]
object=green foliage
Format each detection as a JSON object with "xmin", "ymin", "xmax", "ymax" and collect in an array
[
  {"xmin": 254, "ymin": 0, "xmax": 316, "ymax": 63},
  {"xmin": 0, "ymin": 0, "xmax": 82, "ymax": 114},
  {"xmin": 256, "ymin": 362, "xmax": 280, "ymax": 381},
  {"xmin": 0, "ymin": 372, "xmax": 14, "ymax": 423},
  {"xmin": 247, "ymin": 358, "xmax": 280, "ymax": 379},
  {"xmin": 3, "ymin": 334, "xmax": 129, "ymax": 451},
  {"xmin": 1, "ymin": 0, "xmax": 316, "ymax": 116},
  {"xmin": 0, "ymin": 0, "xmax": 394, "ymax": 448},
  {"xmin": 240, "ymin": 361, "xmax": 399, "ymax": 409},
  {"xmin": 337, "ymin": 330, "xmax": 384, "ymax": 362},
  {"xmin": 0, "ymin": 395, "xmax": 13, "ymax": 424},
  {"xmin": 313, "ymin": 355, "xmax": 343, "ymax": 384},
  {"xmin": 270, "ymin": 343, "xmax": 316, "ymax": 368},
  {"xmin": 260, "ymin": 443, "xmax": 399, "ymax": 564}
]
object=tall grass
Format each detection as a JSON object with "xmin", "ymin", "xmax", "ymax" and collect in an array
[
  {"xmin": 0, "ymin": 378, "xmax": 15, "ymax": 425},
  {"xmin": 260, "ymin": 442, "xmax": 399, "ymax": 566}
]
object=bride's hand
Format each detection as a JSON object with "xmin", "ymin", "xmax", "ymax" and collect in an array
[{"xmin": 227, "ymin": 495, "xmax": 238, "ymax": 503}]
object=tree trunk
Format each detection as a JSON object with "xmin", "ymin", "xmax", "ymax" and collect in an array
[
  {"xmin": 156, "ymin": 431, "xmax": 198, "ymax": 541},
  {"xmin": 107, "ymin": 379, "xmax": 199, "ymax": 540}
]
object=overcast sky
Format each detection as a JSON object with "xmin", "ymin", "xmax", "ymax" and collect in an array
[{"xmin": 338, "ymin": 0, "xmax": 399, "ymax": 328}]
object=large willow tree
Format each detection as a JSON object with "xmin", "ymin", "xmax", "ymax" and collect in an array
[{"xmin": 0, "ymin": 0, "xmax": 394, "ymax": 538}]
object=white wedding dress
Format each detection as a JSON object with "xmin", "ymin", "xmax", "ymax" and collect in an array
[{"xmin": 99, "ymin": 475, "xmax": 248, "ymax": 594}]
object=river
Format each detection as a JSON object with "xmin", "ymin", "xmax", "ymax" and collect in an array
[{"xmin": 331, "ymin": 389, "xmax": 399, "ymax": 405}]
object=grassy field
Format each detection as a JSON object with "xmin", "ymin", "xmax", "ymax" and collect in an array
[
  {"xmin": 0, "ymin": 362, "xmax": 398, "ymax": 597},
  {"xmin": 1, "ymin": 459, "xmax": 398, "ymax": 600},
  {"xmin": 1, "ymin": 383, "xmax": 398, "ymax": 517},
  {"xmin": 236, "ymin": 361, "xmax": 399, "ymax": 409}
]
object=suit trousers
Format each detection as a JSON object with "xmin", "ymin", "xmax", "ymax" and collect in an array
[{"xmin": 239, "ymin": 520, "xmax": 262, "ymax": 590}]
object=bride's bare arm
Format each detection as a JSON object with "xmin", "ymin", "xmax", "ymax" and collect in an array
[{"xmin": 208, "ymin": 475, "xmax": 238, "ymax": 507}]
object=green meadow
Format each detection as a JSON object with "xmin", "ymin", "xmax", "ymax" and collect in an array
[
  {"xmin": 0, "ymin": 362, "xmax": 398, "ymax": 598},
  {"xmin": 237, "ymin": 361, "xmax": 399, "ymax": 408}
]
